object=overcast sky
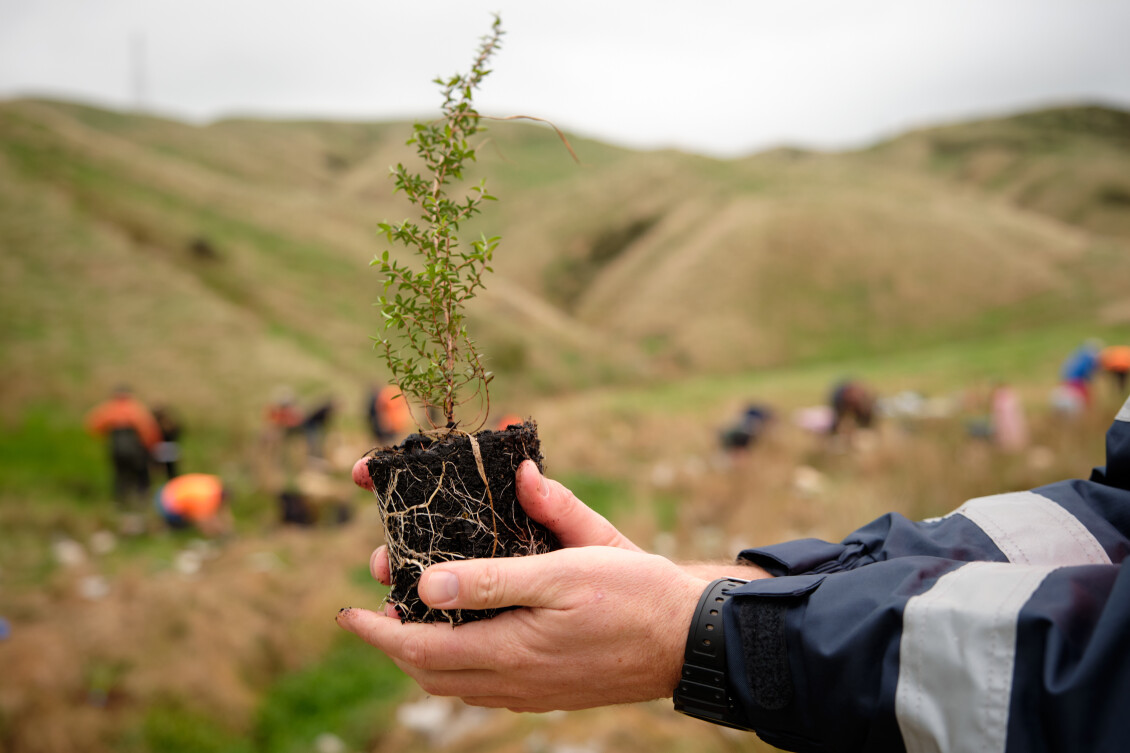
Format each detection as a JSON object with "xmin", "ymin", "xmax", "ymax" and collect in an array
[{"xmin": 2, "ymin": 0, "xmax": 1129, "ymax": 157}]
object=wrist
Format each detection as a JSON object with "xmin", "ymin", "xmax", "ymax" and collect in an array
[
  {"xmin": 652, "ymin": 572, "xmax": 712, "ymax": 699},
  {"xmin": 681, "ymin": 561, "xmax": 771, "ymax": 582}
]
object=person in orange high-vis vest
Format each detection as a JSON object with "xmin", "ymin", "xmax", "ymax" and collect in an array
[
  {"xmin": 496, "ymin": 414, "xmax": 524, "ymax": 432},
  {"xmin": 86, "ymin": 385, "xmax": 163, "ymax": 510},
  {"xmin": 156, "ymin": 473, "xmax": 232, "ymax": 537},
  {"xmin": 377, "ymin": 386, "xmax": 413, "ymax": 438}
]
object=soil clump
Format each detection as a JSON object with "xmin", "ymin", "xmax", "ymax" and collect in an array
[{"xmin": 366, "ymin": 421, "xmax": 560, "ymax": 624}]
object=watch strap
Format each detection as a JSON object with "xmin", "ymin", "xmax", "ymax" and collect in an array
[{"xmin": 673, "ymin": 577, "xmax": 753, "ymax": 730}]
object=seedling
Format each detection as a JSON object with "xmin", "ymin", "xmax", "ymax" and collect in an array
[
  {"xmin": 373, "ymin": 15, "xmax": 503, "ymax": 431},
  {"xmin": 366, "ymin": 16, "xmax": 561, "ymax": 625}
]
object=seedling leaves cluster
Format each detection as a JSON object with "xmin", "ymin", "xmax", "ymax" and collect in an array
[{"xmin": 373, "ymin": 15, "xmax": 504, "ymax": 431}]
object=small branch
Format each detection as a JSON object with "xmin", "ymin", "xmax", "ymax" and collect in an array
[{"xmin": 482, "ymin": 114, "xmax": 582, "ymax": 164}]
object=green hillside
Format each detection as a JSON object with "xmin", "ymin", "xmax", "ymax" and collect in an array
[
  {"xmin": 1, "ymin": 98, "xmax": 1129, "ymax": 423},
  {"xmin": 0, "ymin": 99, "xmax": 641, "ymax": 425},
  {"xmin": 478, "ymin": 106, "xmax": 1130, "ymax": 373}
]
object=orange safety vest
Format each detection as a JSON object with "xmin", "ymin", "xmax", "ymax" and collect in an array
[
  {"xmin": 378, "ymin": 386, "xmax": 413, "ymax": 434},
  {"xmin": 86, "ymin": 396, "xmax": 162, "ymax": 449},
  {"xmin": 1101, "ymin": 346, "xmax": 1130, "ymax": 373},
  {"xmin": 264, "ymin": 402, "xmax": 303, "ymax": 428},
  {"xmin": 160, "ymin": 474, "xmax": 224, "ymax": 521},
  {"xmin": 496, "ymin": 414, "xmax": 524, "ymax": 431}
]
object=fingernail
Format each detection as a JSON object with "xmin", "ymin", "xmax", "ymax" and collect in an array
[
  {"xmin": 423, "ymin": 571, "xmax": 459, "ymax": 605},
  {"xmin": 336, "ymin": 607, "xmax": 352, "ymax": 621},
  {"xmin": 536, "ymin": 469, "xmax": 549, "ymax": 499}
]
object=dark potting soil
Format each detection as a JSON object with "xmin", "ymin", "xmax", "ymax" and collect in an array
[{"xmin": 366, "ymin": 420, "xmax": 561, "ymax": 624}]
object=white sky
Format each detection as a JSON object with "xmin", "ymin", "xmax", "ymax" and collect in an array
[{"xmin": 2, "ymin": 0, "xmax": 1129, "ymax": 157}]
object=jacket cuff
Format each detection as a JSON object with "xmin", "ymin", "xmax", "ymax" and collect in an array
[
  {"xmin": 726, "ymin": 575, "xmax": 829, "ymax": 753},
  {"xmin": 738, "ymin": 539, "xmax": 847, "ymax": 576}
]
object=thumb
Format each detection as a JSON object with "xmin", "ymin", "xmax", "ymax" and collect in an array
[
  {"xmin": 418, "ymin": 551, "xmax": 576, "ymax": 612},
  {"xmin": 516, "ymin": 461, "xmax": 643, "ymax": 552}
]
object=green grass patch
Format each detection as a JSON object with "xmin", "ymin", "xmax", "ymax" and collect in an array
[
  {"xmin": 554, "ymin": 472, "xmax": 632, "ymax": 523},
  {"xmin": 121, "ymin": 634, "xmax": 409, "ymax": 753},
  {"xmin": 651, "ymin": 492, "xmax": 681, "ymax": 532},
  {"xmin": 253, "ymin": 635, "xmax": 408, "ymax": 753},
  {"xmin": 348, "ymin": 563, "xmax": 391, "ymax": 600},
  {"xmin": 138, "ymin": 706, "xmax": 253, "ymax": 753},
  {"xmin": 0, "ymin": 406, "xmax": 113, "ymax": 584},
  {"xmin": 0, "ymin": 405, "xmax": 108, "ymax": 502}
]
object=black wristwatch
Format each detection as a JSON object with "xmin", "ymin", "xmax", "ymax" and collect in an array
[{"xmin": 673, "ymin": 577, "xmax": 754, "ymax": 731}]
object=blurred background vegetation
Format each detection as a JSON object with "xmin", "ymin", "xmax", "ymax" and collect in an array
[{"xmin": 1, "ymin": 97, "xmax": 1129, "ymax": 752}]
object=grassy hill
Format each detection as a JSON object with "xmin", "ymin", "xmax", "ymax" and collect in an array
[
  {"xmin": 2, "ymin": 97, "xmax": 1130, "ymax": 753},
  {"xmin": 3, "ymin": 98, "xmax": 1128, "ymax": 424},
  {"xmin": 0, "ymin": 99, "xmax": 646, "ymax": 428},
  {"xmin": 870, "ymin": 104, "xmax": 1130, "ymax": 239},
  {"xmin": 487, "ymin": 106, "xmax": 1130, "ymax": 373}
]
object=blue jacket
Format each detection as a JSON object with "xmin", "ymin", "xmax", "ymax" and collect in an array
[
  {"xmin": 1061, "ymin": 346, "xmax": 1100, "ymax": 382},
  {"xmin": 726, "ymin": 397, "xmax": 1130, "ymax": 752}
]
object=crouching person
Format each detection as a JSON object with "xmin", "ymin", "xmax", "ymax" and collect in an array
[{"xmin": 156, "ymin": 473, "xmax": 234, "ymax": 538}]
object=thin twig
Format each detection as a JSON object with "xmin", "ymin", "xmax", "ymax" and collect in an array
[{"xmin": 482, "ymin": 114, "xmax": 582, "ymax": 164}]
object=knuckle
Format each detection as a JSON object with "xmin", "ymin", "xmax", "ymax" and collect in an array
[
  {"xmin": 399, "ymin": 633, "xmax": 431, "ymax": 669},
  {"xmin": 471, "ymin": 561, "xmax": 504, "ymax": 606}
]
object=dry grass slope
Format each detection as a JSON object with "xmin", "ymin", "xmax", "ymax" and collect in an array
[{"xmin": 4, "ymin": 98, "xmax": 1128, "ymax": 418}]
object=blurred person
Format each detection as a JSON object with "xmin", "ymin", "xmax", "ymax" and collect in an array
[
  {"xmin": 828, "ymin": 379, "xmax": 876, "ymax": 437},
  {"xmin": 376, "ymin": 385, "xmax": 412, "ymax": 439},
  {"xmin": 264, "ymin": 387, "xmax": 303, "ymax": 434},
  {"xmin": 150, "ymin": 404, "xmax": 183, "ymax": 480},
  {"xmin": 1060, "ymin": 339, "xmax": 1102, "ymax": 406},
  {"xmin": 990, "ymin": 381, "xmax": 1028, "ymax": 452},
  {"xmin": 86, "ymin": 385, "xmax": 162, "ymax": 512},
  {"xmin": 278, "ymin": 488, "xmax": 317, "ymax": 527},
  {"xmin": 341, "ymin": 397, "xmax": 1130, "ymax": 752},
  {"xmin": 155, "ymin": 472, "xmax": 232, "ymax": 538},
  {"xmin": 719, "ymin": 403, "xmax": 773, "ymax": 453},
  {"xmin": 1100, "ymin": 343, "xmax": 1130, "ymax": 394},
  {"xmin": 366, "ymin": 385, "xmax": 394, "ymax": 445},
  {"xmin": 300, "ymin": 398, "xmax": 335, "ymax": 459},
  {"xmin": 257, "ymin": 386, "xmax": 304, "ymax": 489}
]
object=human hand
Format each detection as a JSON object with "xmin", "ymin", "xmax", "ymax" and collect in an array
[{"xmin": 337, "ymin": 545, "xmax": 707, "ymax": 711}]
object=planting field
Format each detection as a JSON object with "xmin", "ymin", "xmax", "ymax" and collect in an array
[{"xmin": 1, "ymin": 98, "xmax": 1128, "ymax": 752}]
